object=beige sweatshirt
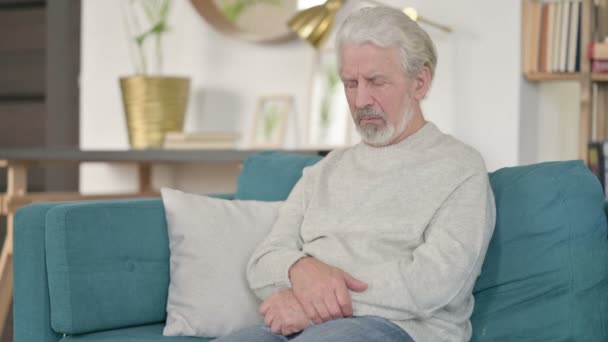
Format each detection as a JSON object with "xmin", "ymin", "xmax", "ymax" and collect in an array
[{"xmin": 246, "ymin": 122, "xmax": 496, "ymax": 342}]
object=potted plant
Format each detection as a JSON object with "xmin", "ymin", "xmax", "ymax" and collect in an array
[{"xmin": 121, "ymin": 0, "xmax": 190, "ymax": 149}]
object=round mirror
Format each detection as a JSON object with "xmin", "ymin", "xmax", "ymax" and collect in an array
[{"xmin": 191, "ymin": 0, "xmax": 320, "ymax": 43}]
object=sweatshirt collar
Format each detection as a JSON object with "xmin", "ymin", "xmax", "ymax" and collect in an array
[{"xmin": 354, "ymin": 121, "xmax": 441, "ymax": 160}]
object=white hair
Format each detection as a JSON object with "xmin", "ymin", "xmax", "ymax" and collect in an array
[{"xmin": 336, "ymin": 6, "xmax": 438, "ymax": 80}]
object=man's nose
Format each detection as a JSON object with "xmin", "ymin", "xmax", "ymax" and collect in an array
[{"xmin": 355, "ymin": 85, "xmax": 374, "ymax": 109}]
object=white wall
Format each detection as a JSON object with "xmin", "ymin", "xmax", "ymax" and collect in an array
[
  {"xmin": 520, "ymin": 81, "xmax": 580, "ymax": 165},
  {"xmin": 536, "ymin": 82, "xmax": 579, "ymax": 162},
  {"xmin": 405, "ymin": 0, "xmax": 522, "ymax": 170},
  {"xmin": 81, "ymin": 0, "xmax": 564, "ymax": 194}
]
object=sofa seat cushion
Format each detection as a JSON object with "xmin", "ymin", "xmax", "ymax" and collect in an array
[
  {"xmin": 472, "ymin": 160, "xmax": 608, "ymax": 341},
  {"xmin": 60, "ymin": 324, "xmax": 213, "ymax": 341}
]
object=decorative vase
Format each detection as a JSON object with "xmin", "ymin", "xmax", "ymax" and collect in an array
[{"xmin": 119, "ymin": 76, "xmax": 190, "ymax": 149}]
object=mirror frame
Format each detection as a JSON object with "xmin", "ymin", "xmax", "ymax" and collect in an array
[{"xmin": 190, "ymin": 0, "xmax": 297, "ymax": 43}]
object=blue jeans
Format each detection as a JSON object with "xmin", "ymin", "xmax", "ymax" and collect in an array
[{"xmin": 214, "ymin": 316, "xmax": 413, "ymax": 342}]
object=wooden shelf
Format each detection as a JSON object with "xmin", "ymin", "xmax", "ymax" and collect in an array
[
  {"xmin": 525, "ymin": 72, "xmax": 608, "ymax": 82},
  {"xmin": 524, "ymin": 72, "xmax": 580, "ymax": 81},
  {"xmin": 592, "ymin": 73, "xmax": 608, "ymax": 82}
]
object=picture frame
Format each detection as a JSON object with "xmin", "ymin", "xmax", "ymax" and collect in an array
[
  {"xmin": 251, "ymin": 95, "xmax": 293, "ymax": 148},
  {"xmin": 307, "ymin": 48, "xmax": 355, "ymax": 147}
]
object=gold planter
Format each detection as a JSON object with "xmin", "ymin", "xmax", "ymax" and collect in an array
[{"xmin": 120, "ymin": 76, "xmax": 190, "ymax": 149}]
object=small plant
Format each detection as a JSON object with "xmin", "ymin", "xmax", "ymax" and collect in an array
[
  {"xmin": 124, "ymin": 0, "xmax": 171, "ymax": 75},
  {"xmin": 263, "ymin": 104, "xmax": 281, "ymax": 140}
]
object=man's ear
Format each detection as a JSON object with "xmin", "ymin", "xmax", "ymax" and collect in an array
[{"xmin": 412, "ymin": 65, "xmax": 432, "ymax": 101}]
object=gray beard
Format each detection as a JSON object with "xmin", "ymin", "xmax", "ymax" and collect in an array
[{"xmin": 354, "ymin": 103, "xmax": 413, "ymax": 146}]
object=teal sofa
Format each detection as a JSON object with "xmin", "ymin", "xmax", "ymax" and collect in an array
[{"xmin": 13, "ymin": 152, "xmax": 608, "ymax": 341}]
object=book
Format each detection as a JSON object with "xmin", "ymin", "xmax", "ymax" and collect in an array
[
  {"xmin": 539, "ymin": 3, "xmax": 550, "ymax": 72},
  {"xmin": 559, "ymin": 1, "xmax": 571, "ymax": 72},
  {"xmin": 551, "ymin": 2, "xmax": 562, "ymax": 72},
  {"xmin": 523, "ymin": 0, "xmax": 543, "ymax": 73},
  {"xmin": 530, "ymin": 1, "xmax": 542, "ymax": 72},
  {"xmin": 589, "ymin": 42, "xmax": 608, "ymax": 60},
  {"xmin": 163, "ymin": 131, "xmax": 241, "ymax": 142},
  {"xmin": 162, "ymin": 141, "xmax": 238, "ymax": 150},
  {"xmin": 546, "ymin": 3, "xmax": 556, "ymax": 72},
  {"xmin": 592, "ymin": 59, "xmax": 608, "ymax": 72},
  {"xmin": 567, "ymin": 1, "xmax": 581, "ymax": 72},
  {"xmin": 162, "ymin": 131, "xmax": 241, "ymax": 149},
  {"xmin": 575, "ymin": 1, "xmax": 582, "ymax": 72}
]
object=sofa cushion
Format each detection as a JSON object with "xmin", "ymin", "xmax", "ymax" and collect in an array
[
  {"xmin": 161, "ymin": 188, "xmax": 280, "ymax": 337},
  {"xmin": 472, "ymin": 160, "xmax": 608, "ymax": 341},
  {"xmin": 45, "ymin": 199, "xmax": 170, "ymax": 334},
  {"xmin": 59, "ymin": 323, "xmax": 212, "ymax": 341},
  {"xmin": 235, "ymin": 151, "xmax": 322, "ymax": 201}
]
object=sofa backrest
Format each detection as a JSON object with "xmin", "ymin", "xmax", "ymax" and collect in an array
[
  {"xmin": 235, "ymin": 151, "xmax": 322, "ymax": 201},
  {"xmin": 39, "ymin": 152, "xmax": 608, "ymax": 340},
  {"xmin": 472, "ymin": 160, "xmax": 608, "ymax": 341}
]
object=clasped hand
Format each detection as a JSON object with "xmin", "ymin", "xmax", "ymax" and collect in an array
[
  {"xmin": 259, "ymin": 289, "xmax": 311, "ymax": 336},
  {"xmin": 288, "ymin": 257, "xmax": 367, "ymax": 324},
  {"xmin": 259, "ymin": 257, "xmax": 368, "ymax": 335}
]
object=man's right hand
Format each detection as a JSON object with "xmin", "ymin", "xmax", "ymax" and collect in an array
[{"xmin": 288, "ymin": 257, "xmax": 368, "ymax": 324}]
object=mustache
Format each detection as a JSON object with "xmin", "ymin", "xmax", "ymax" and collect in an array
[{"xmin": 354, "ymin": 108, "xmax": 387, "ymax": 122}]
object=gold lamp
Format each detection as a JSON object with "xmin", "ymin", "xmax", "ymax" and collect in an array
[
  {"xmin": 288, "ymin": 0, "xmax": 452, "ymax": 49},
  {"xmin": 288, "ymin": 0, "xmax": 345, "ymax": 49}
]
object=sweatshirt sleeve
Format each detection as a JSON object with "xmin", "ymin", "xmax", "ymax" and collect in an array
[
  {"xmin": 351, "ymin": 172, "xmax": 496, "ymax": 319},
  {"xmin": 246, "ymin": 167, "xmax": 314, "ymax": 300}
]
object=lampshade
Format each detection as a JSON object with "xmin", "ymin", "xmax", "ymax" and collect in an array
[{"xmin": 287, "ymin": 0, "xmax": 344, "ymax": 49}]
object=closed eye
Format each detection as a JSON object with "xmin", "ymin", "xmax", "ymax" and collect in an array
[
  {"xmin": 343, "ymin": 80, "xmax": 357, "ymax": 89},
  {"xmin": 369, "ymin": 77, "xmax": 386, "ymax": 86}
]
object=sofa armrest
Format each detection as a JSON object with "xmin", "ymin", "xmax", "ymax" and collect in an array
[{"xmin": 14, "ymin": 202, "xmax": 67, "ymax": 342}]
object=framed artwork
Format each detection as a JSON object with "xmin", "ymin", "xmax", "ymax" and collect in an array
[
  {"xmin": 308, "ymin": 48, "xmax": 353, "ymax": 147},
  {"xmin": 251, "ymin": 95, "xmax": 293, "ymax": 148}
]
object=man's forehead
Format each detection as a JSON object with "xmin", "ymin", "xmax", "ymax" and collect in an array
[
  {"xmin": 340, "ymin": 44, "xmax": 401, "ymax": 76},
  {"xmin": 340, "ymin": 66, "xmax": 389, "ymax": 78},
  {"xmin": 341, "ymin": 43, "xmax": 399, "ymax": 57}
]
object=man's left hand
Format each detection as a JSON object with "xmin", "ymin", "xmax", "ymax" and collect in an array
[{"xmin": 260, "ymin": 289, "xmax": 312, "ymax": 336}]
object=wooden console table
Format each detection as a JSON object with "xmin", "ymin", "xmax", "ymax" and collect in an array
[{"xmin": 0, "ymin": 148, "xmax": 323, "ymax": 338}]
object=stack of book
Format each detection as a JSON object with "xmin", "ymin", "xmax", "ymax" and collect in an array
[
  {"xmin": 589, "ymin": 41, "xmax": 608, "ymax": 72},
  {"xmin": 522, "ymin": 0, "xmax": 582, "ymax": 74},
  {"xmin": 162, "ymin": 132, "xmax": 241, "ymax": 150}
]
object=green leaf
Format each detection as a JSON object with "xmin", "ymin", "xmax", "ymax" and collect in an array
[
  {"xmin": 142, "ymin": 0, "xmax": 156, "ymax": 23},
  {"xmin": 159, "ymin": 0, "xmax": 170, "ymax": 21},
  {"xmin": 125, "ymin": 0, "xmax": 172, "ymax": 75}
]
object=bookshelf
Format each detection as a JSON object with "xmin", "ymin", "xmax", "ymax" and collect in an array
[
  {"xmin": 524, "ymin": 72, "xmax": 580, "ymax": 81},
  {"xmin": 522, "ymin": 0, "xmax": 608, "ymax": 162}
]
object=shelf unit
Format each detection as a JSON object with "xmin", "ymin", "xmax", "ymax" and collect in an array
[{"xmin": 522, "ymin": 0, "xmax": 608, "ymax": 162}]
